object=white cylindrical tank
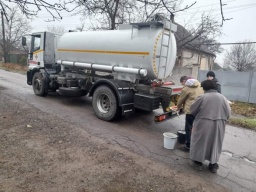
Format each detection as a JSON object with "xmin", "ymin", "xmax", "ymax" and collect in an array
[{"xmin": 57, "ymin": 22, "xmax": 177, "ymax": 80}]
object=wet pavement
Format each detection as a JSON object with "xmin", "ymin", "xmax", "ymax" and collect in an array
[
  {"xmin": 162, "ymin": 111, "xmax": 256, "ymax": 192},
  {"xmin": 1, "ymin": 69, "xmax": 256, "ymax": 192}
]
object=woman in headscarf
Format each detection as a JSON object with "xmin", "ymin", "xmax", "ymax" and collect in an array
[{"xmin": 189, "ymin": 80, "xmax": 231, "ymax": 173}]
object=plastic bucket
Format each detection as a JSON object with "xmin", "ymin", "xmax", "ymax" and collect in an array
[
  {"xmin": 177, "ymin": 130, "xmax": 186, "ymax": 144},
  {"xmin": 163, "ymin": 132, "xmax": 178, "ymax": 149}
]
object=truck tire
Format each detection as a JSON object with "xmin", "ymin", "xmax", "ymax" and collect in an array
[
  {"xmin": 32, "ymin": 72, "xmax": 48, "ymax": 96},
  {"xmin": 92, "ymin": 85, "xmax": 121, "ymax": 121}
]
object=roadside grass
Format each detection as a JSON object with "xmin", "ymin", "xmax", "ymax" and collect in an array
[
  {"xmin": 228, "ymin": 118, "xmax": 256, "ymax": 130},
  {"xmin": 229, "ymin": 101, "xmax": 256, "ymax": 130},
  {"xmin": 0, "ymin": 62, "xmax": 27, "ymax": 74}
]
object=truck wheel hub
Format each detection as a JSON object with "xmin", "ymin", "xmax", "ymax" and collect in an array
[
  {"xmin": 97, "ymin": 94, "xmax": 110, "ymax": 113},
  {"xmin": 34, "ymin": 79, "xmax": 41, "ymax": 91}
]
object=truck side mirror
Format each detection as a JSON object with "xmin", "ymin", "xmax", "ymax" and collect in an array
[{"xmin": 22, "ymin": 36, "xmax": 26, "ymax": 46}]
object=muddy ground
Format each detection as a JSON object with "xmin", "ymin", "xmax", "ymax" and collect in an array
[{"xmin": 0, "ymin": 87, "xmax": 229, "ymax": 192}]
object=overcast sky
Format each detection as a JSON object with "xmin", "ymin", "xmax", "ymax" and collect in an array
[
  {"xmin": 175, "ymin": 0, "xmax": 256, "ymax": 64},
  {"xmin": 29, "ymin": 0, "xmax": 256, "ymax": 65}
]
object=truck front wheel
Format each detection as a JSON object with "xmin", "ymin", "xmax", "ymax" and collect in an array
[
  {"xmin": 92, "ymin": 85, "xmax": 121, "ymax": 121},
  {"xmin": 32, "ymin": 72, "xmax": 48, "ymax": 96}
]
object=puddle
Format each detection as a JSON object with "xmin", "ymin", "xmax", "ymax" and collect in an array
[
  {"xmin": 243, "ymin": 157, "xmax": 256, "ymax": 164},
  {"xmin": 222, "ymin": 151, "xmax": 233, "ymax": 157},
  {"xmin": 222, "ymin": 151, "xmax": 256, "ymax": 164}
]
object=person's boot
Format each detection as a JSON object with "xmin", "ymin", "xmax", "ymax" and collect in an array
[
  {"xmin": 189, "ymin": 160, "xmax": 203, "ymax": 171},
  {"xmin": 179, "ymin": 145, "xmax": 190, "ymax": 153},
  {"xmin": 179, "ymin": 142, "xmax": 190, "ymax": 153},
  {"xmin": 208, "ymin": 163, "xmax": 219, "ymax": 173}
]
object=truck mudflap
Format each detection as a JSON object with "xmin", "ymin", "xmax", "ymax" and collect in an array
[
  {"xmin": 27, "ymin": 68, "xmax": 40, "ymax": 85},
  {"xmin": 27, "ymin": 70, "xmax": 33, "ymax": 85},
  {"xmin": 121, "ymin": 103, "xmax": 134, "ymax": 115}
]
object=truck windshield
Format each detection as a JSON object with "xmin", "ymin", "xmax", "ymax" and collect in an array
[{"xmin": 31, "ymin": 35, "xmax": 41, "ymax": 52}]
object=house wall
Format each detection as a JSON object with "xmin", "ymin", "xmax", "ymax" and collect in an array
[
  {"xmin": 201, "ymin": 56, "xmax": 214, "ymax": 70},
  {"xmin": 200, "ymin": 57, "xmax": 208, "ymax": 70},
  {"xmin": 181, "ymin": 49, "xmax": 214, "ymax": 70},
  {"xmin": 168, "ymin": 49, "xmax": 215, "ymax": 84},
  {"xmin": 167, "ymin": 66, "xmax": 192, "ymax": 84},
  {"xmin": 181, "ymin": 50, "xmax": 199, "ymax": 67}
]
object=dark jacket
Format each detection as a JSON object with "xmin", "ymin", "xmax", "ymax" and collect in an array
[{"xmin": 213, "ymin": 78, "xmax": 221, "ymax": 93}]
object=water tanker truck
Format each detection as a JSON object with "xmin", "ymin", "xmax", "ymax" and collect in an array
[{"xmin": 22, "ymin": 15, "xmax": 182, "ymax": 122}]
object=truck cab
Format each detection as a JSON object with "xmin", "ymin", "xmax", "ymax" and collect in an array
[
  {"xmin": 23, "ymin": 32, "xmax": 61, "ymax": 72},
  {"xmin": 23, "ymin": 32, "xmax": 61, "ymax": 85}
]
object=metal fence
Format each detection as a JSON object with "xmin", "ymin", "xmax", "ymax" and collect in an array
[
  {"xmin": 198, "ymin": 70, "xmax": 256, "ymax": 104},
  {"xmin": 9, "ymin": 54, "xmax": 27, "ymax": 65}
]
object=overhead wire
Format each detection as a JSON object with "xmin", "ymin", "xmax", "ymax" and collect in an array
[
  {"xmin": 33, "ymin": 2, "xmax": 255, "ymax": 18},
  {"xmin": 175, "ymin": 4, "xmax": 256, "ymax": 24},
  {"xmin": 185, "ymin": 0, "xmax": 237, "ymax": 10},
  {"xmin": 178, "ymin": 3, "xmax": 256, "ymax": 15},
  {"xmin": 203, "ymin": 42, "xmax": 256, "ymax": 45}
]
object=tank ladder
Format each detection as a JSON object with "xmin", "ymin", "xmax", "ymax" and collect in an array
[{"xmin": 157, "ymin": 19, "xmax": 171, "ymax": 79}]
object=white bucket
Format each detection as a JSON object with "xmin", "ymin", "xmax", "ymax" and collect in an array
[{"xmin": 163, "ymin": 132, "xmax": 178, "ymax": 149}]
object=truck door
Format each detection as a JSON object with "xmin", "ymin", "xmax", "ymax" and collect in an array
[
  {"xmin": 44, "ymin": 32, "xmax": 55, "ymax": 66},
  {"xmin": 28, "ymin": 32, "xmax": 56, "ymax": 69},
  {"xmin": 29, "ymin": 33, "xmax": 44, "ymax": 67}
]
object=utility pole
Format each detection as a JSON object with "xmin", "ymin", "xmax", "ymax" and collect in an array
[{"xmin": 1, "ymin": 11, "xmax": 6, "ymax": 63}]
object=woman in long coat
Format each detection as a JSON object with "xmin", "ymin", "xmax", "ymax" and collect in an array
[{"xmin": 189, "ymin": 80, "xmax": 231, "ymax": 173}]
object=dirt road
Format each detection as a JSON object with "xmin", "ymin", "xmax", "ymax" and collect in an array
[{"xmin": 0, "ymin": 69, "xmax": 229, "ymax": 192}]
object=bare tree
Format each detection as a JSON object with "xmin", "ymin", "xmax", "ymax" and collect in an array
[
  {"xmin": 75, "ymin": 0, "xmax": 135, "ymax": 30},
  {"xmin": 0, "ymin": 0, "xmax": 79, "ymax": 21},
  {"xmin": 76, "ymin": 0, "xmax": 196, "ymax": 30},
  {"xmin": 0, "ymin": 6, "xmax": 31, "ymax": 62},
  {"xmin": 1, "ymin": 0, "xmax": 229, "ymax": 26},
  {"xmin": 47, "ymin": 25, "xmax": 65, "ymax": 34},
  {"xmin": 176, "ymin": 15, "xmax": 223, "ymax": 55},
  {"xmin": 224, "ymin": 41, "xmax": 256, "ymax": 71},
  {"xmin": 75, "ymin": 0, "xmax": 222, "ymax": 55},
  {"xmin": 76, "ymin": 0, "xmax": 229, "ymax": 30}
]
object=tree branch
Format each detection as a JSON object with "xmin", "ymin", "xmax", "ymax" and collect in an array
[{"xmin": 219, "ymin": 0, "xmax": 232, "ymax": 26}]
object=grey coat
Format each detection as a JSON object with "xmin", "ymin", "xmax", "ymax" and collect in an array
[{"xmin": 189, "ymin": 90, "xmax": 231, "ymax": 164}]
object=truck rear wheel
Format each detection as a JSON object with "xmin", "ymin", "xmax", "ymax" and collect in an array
[
  {"xmin": 92, "ymin": 85, "xmax": 121, "ymax": 121},
  {"xmin": 32, "ymin": 72, "xmax": 48, "ymax": 96}
]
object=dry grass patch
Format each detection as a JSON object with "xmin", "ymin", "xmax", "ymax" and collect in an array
[
  {"xmin": 229, "ymin": 101, "xmax": 256, "ymax": 130},
  {"xmin": 0, "ymin": 62, "xmax": 27, "ymax": 74},
  {"xmin": 230, "ymin": 101, "xmax": 256, "ymax": 118}
]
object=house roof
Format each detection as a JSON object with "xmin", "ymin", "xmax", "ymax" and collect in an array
[
  {"xmin": 212, "ymin": 63, "xmax": 223, "ymax": 70},
  {"xmin": 175, "ymin": 23, "xmax": 215, "ymax": 57}
]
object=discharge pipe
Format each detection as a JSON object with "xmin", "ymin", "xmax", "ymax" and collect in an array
[{"xmin": 57, "ymin": 60, "xmax": 147, "ymax": 76}]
